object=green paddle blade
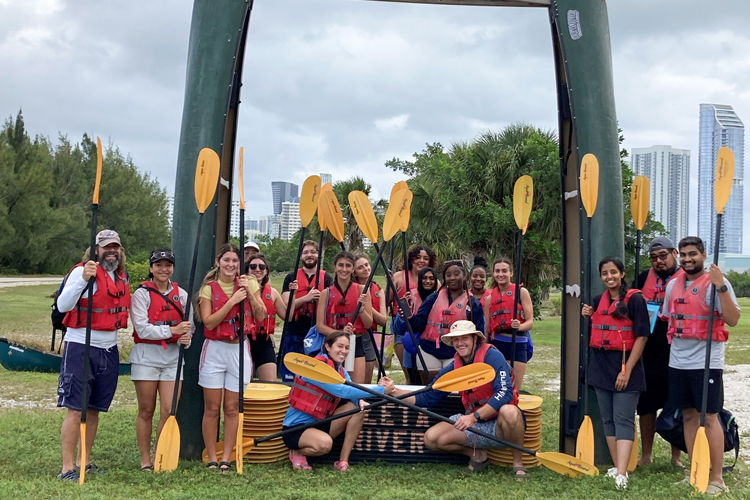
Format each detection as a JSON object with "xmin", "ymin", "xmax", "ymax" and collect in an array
[
  {"xmin": 579, "ymin": 153, "xmax": 600, "ymax": 218},
  {"xmin": 513, "ymin": 175, "xmax": 534, "ymax": 234},
  {"xmin": 630, "ymin": 175, "xmax": 650, "ymax": 230},
  {"xmin": 715, "ymin": 146, "xmax": 734, "ymax": 214}
]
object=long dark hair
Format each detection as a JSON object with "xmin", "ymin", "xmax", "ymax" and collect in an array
[
  {"xmin": 404, "ymin": 245, "xmax": 437, "ymax": 272},
  {"xmin": 599, "ymin": 257, "xmax": 628, "ymax": 320},
  {"xmin": 417, "ymin": 267, "xmax": 437, "ymax": 301}
]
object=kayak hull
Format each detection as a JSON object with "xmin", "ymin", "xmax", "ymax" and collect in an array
[{"xmin": 0, "ymin": 338, "xmax": 131, "ymax": 376}]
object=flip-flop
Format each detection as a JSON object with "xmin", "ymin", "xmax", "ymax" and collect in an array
[
  {"xmin": 513, "ymin": 466, "xmax": 528, "ymax": 480},
  {"xmin": 140, "ymin": 465, "xmax": 154, "ymax": 472},
  {"xmin": 289, "ymin": 450, "xmax": 312, "ymax": 471},
  {"xmin": 706, "ymin": 482, "xmax": 728, "ymax": 496},
  {"xmin": 463, "ymin": 459, "xmax": 489, "ymax": 474},
  {"xmin": 333, "ymin": 461, "xmax": 349, "ymax": 472}
]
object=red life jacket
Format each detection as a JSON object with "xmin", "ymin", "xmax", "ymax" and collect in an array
[
  {"xmin": 293, "ymin": 269, "xmax": 326, "ymax": 319},
  {"xmin": 487, "ymin": 286, "xmax": 525, "ymax": 336},
  {"xmin": 590, "ymin": 289, "xmax": 640, "ymax": 351},
  {"xmin": 642, "ymin": 267, "xmax": 685, "ymax": 305},
  {"xmin": 423, "ymin": 289, "xmax": 470, "ymax": 348},
  {"xmin": 248, "ymin": 283, "xmax": 276, "ymax": 340},
  {"xmin": 288, "ymin": 355, "xmax": 344, "ymax": 419},
  {"xmin": 391, "ymin": 270, "xmax": 422, "ymax": 317},
  {"xmin": 667, "ymin": 273, "xmax": 728, "ymax": 343},
  {"xmin": 132, "ymin": 281, "xmax": 183, "ymax": 348},
  {"xmin": 63, "ymin": 263, "xmax": 131, "ymax": 332},
  {"xmin": 203, "ymin": 278, "xmax": 252, "ymax": 341},
  {"xmin": 454, "ymin": 343, "xmax": 517, "ymax": 419},
  {"xmin": 326, "ymin": 283, "xmax": 366, "ymax": 334},
  {"xmin": 352, "ymin": 281, "xmax": 381, "ymax": 332}
]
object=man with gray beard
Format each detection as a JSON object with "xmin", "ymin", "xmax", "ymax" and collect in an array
[{"xmin": 55, "ymin": 230, "xmax": 131, "ymax": 481}]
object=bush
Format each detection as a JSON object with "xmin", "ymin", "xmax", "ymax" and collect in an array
[
  {"xmin": 549, "ymin": 295, "xmax": 562, "ymax": 316},
  {"xmin": 127, "ymin": 260, "xmax": 150, "ymax": 292},
  {"xmin": 726, "ymin": 270, "xmax": 750, "ymax": 298}
]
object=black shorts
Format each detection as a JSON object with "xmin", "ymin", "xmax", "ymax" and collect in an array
[
  {"xmin": 282, "ymin": 420, "xmax": 332, "ymax": 450},
  {"xmin": 357, "ymin": 333, "xmax": 377, "ymax": 362},
  {"xmin": 489, "ymin": 337, "xmax": 528, "ymax": 364},
  {"xmin": 57, "ymin": 342, "xmax": 119, "ymax": 412},
  {"xmin": 667, "ymin": 367, "xmax": 723, "ymax": 414},
  {"xmin": 249, "ymin": 335, "xmax": 276, "ymax": 368},
  {"xmin": 637, "ymin": 358, "xmax": 670, "ymax": 415}
]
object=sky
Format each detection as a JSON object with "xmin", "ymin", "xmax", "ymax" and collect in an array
[{"xmin": 2, "ymin": 0, "xmax": 749, "ymax": 252}]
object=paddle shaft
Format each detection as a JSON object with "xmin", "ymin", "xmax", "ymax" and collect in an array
[
  {"xmin": 309, "ymin": 229, "xmax": 326, "ymax": 327},
  {"xmin": 699, "ymin": 214, "xmax": 722, "ymax": 427},
  {"xmin": 402, "ymin": 232, "xmax": 410, "ymax": 299},
  {"xmin": 276, "ymin": 227, "xmax": 307, "ymax": 366},
  {"xmin": 80, "ymin": 204, "xmax": 99, "ymax": 427},
  {"xmin": 510, "ymin": 230, "xmax": 524, "ymax": 368},
  {"xmin": 634, "ymin": 229, "xmax": 642, "ymax": 281},
  {"xmin": 379, "ymin": 239, "xmax": 395, "ymax": 367},
  {"xmin": 583, "ymin": 215, "xmax": 592, "ymax": 416},
  {"xmin": 239, "ymin": 207, "xmax": 245, "ymax": 414}
]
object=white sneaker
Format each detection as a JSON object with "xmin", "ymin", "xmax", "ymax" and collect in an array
[
  {"xmin": 615, "ymin": 473, "xmax": 628, "ymax": 490},
  {"xmin": 606, "ymin": 467, "xmax": 618, "ymax": 478}
]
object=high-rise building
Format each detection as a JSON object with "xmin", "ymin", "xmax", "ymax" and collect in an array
[
  {"xmin": 698, "ymin": 104, "xmax": 745, "ymax": 254},
  {"xmin": 630, "ymin": 146, "xmax": 690, "ymax": 244},
  {"xmin": 166, "ymin": 196, "xmax": 175, "ymax": 229},
  {"xmin": 271, "ymin": 181, "xmax": 299, "ymax": 215},
  {"xmin": 259, "ymin": 215, "xmax": 280, "ymax": 238},
  {"xmin": 320, "ymin": 173, "xmax": 332, "ymax": 186},
  {"xmin": 280, "ymin": 201, "xmax": 301, "ymax": 241}
]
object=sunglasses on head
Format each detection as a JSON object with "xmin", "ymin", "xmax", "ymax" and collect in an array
[
  {"xmin": 248, "ymin": 263, "xmax": 267, "ymax": 271},
  {"xmin": 150, "ymin": 250, "xmax": 174, "ymax": 261},
  {"xmin": 443, "ymin": 259, "xmax": 464, "ymax": 269}
]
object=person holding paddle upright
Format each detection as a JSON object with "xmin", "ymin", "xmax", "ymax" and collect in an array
[
  {"xmin": 197, "ymin": 243, "xmax": 266, "ymax": 473},
  {"xmin": 315, "ymin": 251, "xmax": 374, "ymax": 384},
  {"xmin": 484, "ymin": 257, "xmax": 534, "ymax": 391},
  {"xmin": 662, "ymin": 237, "xmax": 740, "ymax": 494},
  {"xmin": 633, "ymin": 237, "xmax": 684, "ymax": 468},
  {"xmin": 581, "ymin": 257, "xmax": 649, "ymax": 489},
  {"xmin": 284, "ymin": 331, "xmax": 392, "ymax": 471},
  {"xmin": 56, "ymin": 230, "xmax": 130, "ymax": 481},
  {"xmin": 353, "ymin": 253, "xmax": 386, "ymax": 383},
  {"xmin": 280, "ymin": 240, "xmax": 332, "ymax": 382},
  {"xmin": 388, "ymin": 320, "xmax": 525, "ymax": 477},
  {"xmin": 129, "ymin": 249, "xmax": 193, "ymax": 471}
]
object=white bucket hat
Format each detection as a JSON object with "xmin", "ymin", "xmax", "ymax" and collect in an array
[{"xmin": 441, "ymin": 320, "xmax": 485, "ymax": 346}]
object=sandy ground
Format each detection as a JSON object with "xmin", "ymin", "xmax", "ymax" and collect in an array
[{"xmin": 0, "ymin": 277, "xmax": 63, "ymax": 288}]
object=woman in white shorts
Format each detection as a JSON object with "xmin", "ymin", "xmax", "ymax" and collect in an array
[
  {"xmin": 197, "ymin": 243, "xmax": 266, "ymax": 473},
  {"xmin": 129, "ymin": 249, "xmax": 193, "ymax": 471}
]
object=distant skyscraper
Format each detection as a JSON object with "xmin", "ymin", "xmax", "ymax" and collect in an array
[
  {"xmin": 698, "ymin": 104, "xmax": 745, "ymax": 254},
  {"xmin": 166, "ymin": 196, "xmax": 175, "ymax": 229},
  {"xmin": 320, "ymin": 173, "xmax": 332, "ymax": 186},
  {"xmin": 280, "ymin": 201, "xmax": 301, "ymax": 241},
  {"xmin": 271, "ymin": 182, "xmax": 299, "ymax": 215},
  {"xmin": 630, "ymin": 146, "xmax": 690, "ymax": 244},
  {"xmin": 229, "ymin": 200, "xmax": 241, "ymax": 237}
]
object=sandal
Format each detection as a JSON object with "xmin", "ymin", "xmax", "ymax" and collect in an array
[
  {"xmin": 463, "ymin": 459, "xmax": 490, "ymax": 474},
  {"xmin": 206, "ymin": 461, "xmax": 218, "ymax": 470},
  {"xmin": 706, "ymin": 482, "xmax": 728, "ymax": 496},
  {"xmin": 289, "ymin": 450, "xmax": 312, "ymax": 471},
  {"xmin": 333, "ymin": 461, "xmax": 349, "ymax": 472},
  {"xmin": 513, "ymin": 466, "xmax": 528, "ymax": 480},
  {"xmin": 219, "ymin": 461, "xmax": 232, "ymax": 474},
  {"xmin": 140, "ymin": 465, "xmax": 154, "ymax": 472}
]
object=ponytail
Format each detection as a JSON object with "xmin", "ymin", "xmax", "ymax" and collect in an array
[{"xmin": 612, "ymin": 278, "xmax": 629, "ymax": 320}]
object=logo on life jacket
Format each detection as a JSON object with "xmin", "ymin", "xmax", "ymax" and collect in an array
[
  {"xmin": 457, "ymin": 303, "xmax": 463, "ymax": 308},
  {"xmin": 172, "ymin": 294, "xmax": 180, "ymax": 302},
  {"xmin": 691, "ymin": 286, "xmax": 700, "ymax": 295},
  {"xmin": 506, "ymin": 290, "xmax": 512, "ymax": 296},
  {"xmin": 265, "ymin": 293, "xmax": 272, "ymax": 300}
]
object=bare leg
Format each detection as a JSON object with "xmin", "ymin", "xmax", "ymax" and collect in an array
[
  {"xmin": 329, "ymin": 403, "xmax": 363, "ymax": 462},
  {"xmin": 616, "ymin": 439, "xmax": 634, "ymax": 476},
  {"xmin": 394, "ymin": 343, "xmax": 410, "ymax": 383},
  {"xmin": 255, "ymin": 363, "xmax": 277, "ymax": 382},
  {"xmin": 682, "ymin": 408, "xmax": 700, "ymax": 463},
  {"xmin": 61, "ymin": 410, "xmax": 81, "ymax": 473},
  {"xmin": 348, "ymin": 357, "xmax": 366, "ymax": 385},
  {"xmin": 671, "ymin": 446, "xmax": 683, "ymax": 467},
  {"xmin": 134, "ymin": 380, "xmax": 158, "ymax": 468},
  {"xmin": 512, "ymin": 362, "xmax": 526, "ymax": 392},
  {"xmin": 202, "ymin": 388, "xmax": 224, "ymax": 464},
  {"xmin": 705, "ymin": 413, "xmax": 725, "ymax": 487},
  {"xmin": 296, "ymin": 428, "xmax": 333, "ymax": 457},
  {"xmin": 220, "ymin": 390, "xmax": 240, "ymax": 466},
  {"xmin": 364, "ymin": 361, "xmax": 376, "ymax": 384},
  {"xmin": 638, "ymin": 413, "xmax": 656, "ymax": 465},
  {"xmin": 497, "ymin": 405, "xmax": 525, "ymax": 471},
  {"xmin": 76, "ymin": 410, "xmax": 98, "ymax": 467},
  {"xmin": 156, "ymin": 380, "xmax": 180, "ymax": 438},
  {"xmin": 605, "ymin": 435, "xmax": 617, "ymax": 465}
]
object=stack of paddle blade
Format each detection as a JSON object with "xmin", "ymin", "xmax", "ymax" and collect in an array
[
  {"xmin": 240, "ymin": 383, "xmax": 291, "ymax": 464},
  {"xmin": 486, "ymin": 405, "xmax": 543, "ymax": 468}
]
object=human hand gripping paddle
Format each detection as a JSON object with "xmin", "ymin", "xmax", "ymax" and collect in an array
[
  {"xmin": 276, "ymin": 175, "xmax": 321, "ymax": 368},
  {"xmin": 627, "ymin": 174, "xmax": 650, "ymax": 472},
  {"xmin": 78, "ymin": 137, "xmax": 103, "ymax": 485},
  {"xmin": 690, "ymin": 146, "xmax": 734, "ymax": 494},
  {"xmin": 576, "ymin": 153, "xmax": 599, "ymax": 466},
  {"xmin": 236, "ymin": 147, "xmax": 247, "ymax": 474},
  {"xmin": 204, "ymin": 362, "xmax": 494, "ymax": 461},
  {"xmin": 153, "ymin": 148, "xmax": 220, "ymax": 472},
  {"xmin": 510, "ymin": 176, "xmax": 533, "ymax": 372},
  {"xmin": 285, "ymin": 353, "xmax": 598, "ymax": 478},
  {"xmin": 348, "ymin": 190, "xmax": 430, "ymax": 382}
]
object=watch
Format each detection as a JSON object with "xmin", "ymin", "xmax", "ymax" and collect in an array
[
  {"xmin": 473, "ymin": 411, "xmax": 482, "ymax": 422},
  {"xmin": 717, "ymin": 285, "xmax": 728, "ymax": 294}
]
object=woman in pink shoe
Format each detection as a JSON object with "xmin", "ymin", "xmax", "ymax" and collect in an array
[{"xmin": 282, "ymin": 331, "xmax": 394, "ymax": 471}]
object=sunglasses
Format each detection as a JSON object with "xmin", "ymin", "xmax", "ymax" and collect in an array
[
  {"xmin": 248, "ymin": 263, "xmax": 267, "ymax": 271},
  {"xmin": 150, "ymin": 251, "xmax": 174, "ymax": 261},
  {"xmin": 443, "ymin": 259, "xmax": 464, "ymax": 269}
]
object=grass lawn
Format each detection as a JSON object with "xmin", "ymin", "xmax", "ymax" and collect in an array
[{"xmin": 0, "ymin": 286, "xmax": 748, "ymax": 499}]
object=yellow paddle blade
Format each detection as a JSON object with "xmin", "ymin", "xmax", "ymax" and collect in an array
[
  {"xmin": 431, "ymin": 363, "xmax": 495, "ymax": 392},
  {"xmin": 518, "ymin": 394, "xmax": 543, "ymax": 411},
  {"xmin": 283, "ymin": 352, "xmax": 345, "ymax": 385},
  {"xmin": 79, "ymin": 423, "xmax": 87, "ymax": 484},
  {"xmin": 238, "ymin": 147, "xmax": 245, "ymax": 210},
  {"xmin": 236, "ymin": 412, "xmax": 244, "ymax": 474},
  {"xmin": 383, "ymin": 189, "xmax": 413, "ymax": 242},
  {"xmin": 153, "ymin": 415, "xmax": 180, "ymax": 472},
  {"xmin": 690, "ymin": 426, "xmax": 710, "ymax": 493},
  {"xmin": 390, "ymin": 180, "xmax": 408, "ymax": 197},
  {"xmin": 322, "ymin": 182, "xmax": 333, "ymax": 193},
  {"xmin": 627, "ymin": 422, "xmax": 638, "ymax": 472},
  {"xmin": 194, "ymin": 148, "xmax": 221, "ymax": 214},
  {"xmin": 319, "ymin": 190, "xmax": 345, "ymax": 242},
  {"xmin": 513, "ymin": 175, "xmax": 534, "ymax": 234},
  {"xmin": 400, "ymin": 190, "xmax": 412, "ymax": 233},
  {"xmin": 349, "ymin": 190, "xmax": 379, "ymax": 243},
  {"xmin": 630, "ymin": 175, "xmax": 650, "ymax": 230},
  {"xmin": 202, "ymin": 437, "xmax": 256, "ymax": 463},
  {"xmin": 579, "ymin": 153, "xmax": 600, "ymax": 218},
  {"xmin": 243, "ymin": 382, "xmax": 291, "ymax": 400},
  {"xmin": 715, "ymin": 146, "xmax": 734, "ymax": 214},
  {"xmin": 300, "ymin": 175, "xmax": 322, "ymax": 227},
  {"xmin": 538, "ymin": 452, "xmax": 599, "ymax": 478},
  {"xmin": 576, "ymin": 415, "xmax": 595, "ymax": 465},
  {"xmin": 93, "ymin": 137, "xmax": 103, "ymax": 205}
]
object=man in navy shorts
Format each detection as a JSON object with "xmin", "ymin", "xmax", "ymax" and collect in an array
[{"xmin": 55, "ymin": 230, "xmax": 131, "ymax": 481}]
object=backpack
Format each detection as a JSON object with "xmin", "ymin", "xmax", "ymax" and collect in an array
[
  {"xmin": 50, "ymin": 275, "xmax": 71, "ymax": 333},
  {"xmin": 656, "ymin": 407, "xmax": 740, "ymax": 472},
  {"xmin": 303, "ymin": 326, "xmax": 325, "ymax": 356}
]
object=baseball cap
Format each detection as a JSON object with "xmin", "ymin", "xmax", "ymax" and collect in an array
[
  {"xmin": 648, "ymin": 237, "xmax": 675, "ymax": 253},
  {"xmin": 149, "ymin": 249, "xmax": 175, "ymax": 265},
  {"xmin": 96, "ymin": 229, "xmax": 121, "ymax": 247},
  {"xmin": 244, "ymin": 241, "xmax": 260, "ymax": 252}
]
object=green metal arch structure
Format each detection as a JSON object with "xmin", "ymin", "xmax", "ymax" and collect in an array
[{"xmin": 172, "ymin": 0, "xmax": 623, "ymax": 462}]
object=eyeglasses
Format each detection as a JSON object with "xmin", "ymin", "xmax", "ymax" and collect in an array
[
  {"xmin": 649, "ymin": 252, "xmax": 671, "ymax": 262},
  {"xmin": 248, "ymin": 263, "xmax": 267, "ymax": 271}
]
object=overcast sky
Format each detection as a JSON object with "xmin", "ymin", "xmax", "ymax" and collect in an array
[{"xmin": 2, "ymin": 0, "xmax": 749, "ymax": 252}]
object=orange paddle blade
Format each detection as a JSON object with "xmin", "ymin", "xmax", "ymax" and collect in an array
[
  {"xmin": 348, "ymin": 191, "xmax": 379, "ymax": 243},
  {"xmin": 690, "ymin": 426, "xmax": 710, "ymax": 493},
  {"xmin": 238, "ymin": 147, "xmax": 245, "ymax": 210},
  {"xmin": 79, "ymin": 423, "xmax": 87, "ymax": 484},
  {"xmin": 390, "ymin": 180, "xmax": 408, "ymax": 197},
  {"xmin": 630, "ymin": 175, "xmax": 650, "ymax": 230},
  {"xmin": 627, "ymin": 422, "xmax": 638, "ymax": 472},
  {"xmin": 236, "ymin": 412, "xmax": 244, "ymax": 474},
  {"xmin": 714, "ymin": 146, "xmax": 734, "ymax": 214},
  {"xmin": 383, "ymin": 189, "xmax": 412, "ymax": 242},
  {"xmin": 320, "ymin": 190, "xmax": 345, "ymax": 242},
  {"xmin": 194, "ymin": 148, "xmax": 221, "ymax": 214},
  {"xmin": 153, "ymin": 415, "xmax": 180, "ymax": 472},
  {"xmin": 579, "ymin": 153, "xmax": 600, "ymax": 218},
  {"xmin": 513, "ymin": 175, "xmax": 534, "ymax": 234},
  {"xmin": 576, "ymin": 415, "xmax": 595, "ymax": 465},
  {"xmin": 299, "ymin": 175, "xmax": 322, "ymax": 227},
  {"xmin": 322, "ymin": 182, "xmax": 333, "ymax": 193},
  {"xmin": 93, "ymin": 137, "xmax": 103, "ymax": 205}
]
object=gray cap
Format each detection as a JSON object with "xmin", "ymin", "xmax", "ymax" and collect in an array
[{"xmin": 648, "ymin": 237, "xmax": 675, "ymax": 253}]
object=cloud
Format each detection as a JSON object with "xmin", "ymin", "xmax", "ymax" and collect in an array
[{"xmin": 375, "ymin": 114, "xmax": 409, "ymax": 131}]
